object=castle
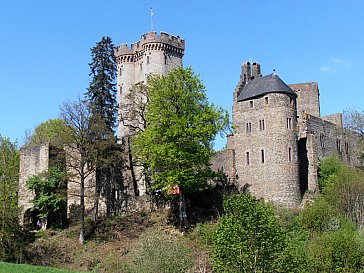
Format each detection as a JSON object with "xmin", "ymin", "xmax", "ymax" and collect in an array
[{"xmin": 18, "ymin": 31, "xmax": 359, "ymax": 226}]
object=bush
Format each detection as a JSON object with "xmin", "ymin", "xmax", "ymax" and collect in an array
[
  {"xmin": 298, "ymin": 197, "xmax": 340, "ymax": 232},
  {"xmin": 123, "ymin": 229, "xmax": 193, "ymax": 273},
  {"xmin": 307, "ymin": 225, "xmax": 364, "ymax": 272},
  {"xmin": 213, "ymin": 194, "xmax": 286, "ymax": 273}
]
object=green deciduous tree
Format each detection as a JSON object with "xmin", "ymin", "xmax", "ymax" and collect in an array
[
  {"xmin": 213, "ymin": 194, "xmax": 286, "ymax": 273},
  {"xmin": 133, "ymin": 67, "xmax": 229, "ymax": 194},
  {"xmin": 24, "ymin": 118, "xmax": 72, "ymax": 148},
  {"xmin": 27, "ymin": 167, "xmax": 67, "ymax": 228},
  {"xmin": 0, "ymin": 135, "xmax": 21, "ymax": 261}
]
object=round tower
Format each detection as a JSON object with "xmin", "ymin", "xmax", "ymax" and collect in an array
[
  {"xmin": 233, "ymin": 71, "xmax": 301, "ymax": 207},
  {"xmin": 115, "ymin": 31, "xmax": 185, "ymax": 139}
]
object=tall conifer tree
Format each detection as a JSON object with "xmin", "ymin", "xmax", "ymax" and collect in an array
[{"xmin": 85, "ymin": 36, "xmax": 117, "ymax": 133}]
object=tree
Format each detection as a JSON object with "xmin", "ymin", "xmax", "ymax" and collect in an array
[
  {"xmin": 213, "ymin": 194, "xmax": 286, "ymax": 273},
  {"xmin": 119, "ymin": 82, "xmax": 150, "ymax": 136},
  {"xmin": 343, "ymin": 108, "xmax": 364, "ymax": 164},
  {"xmin": 85, "ymin": 36, "xmax": 117, "ymax": 132},
  {"xmin": 27, "ymin": 167, "xmax": 67, "ymax": 229},
  {"xmin": 60, "ymin": 98, "xmax": 98, "ymax": 244},
  {"xmin": 133, "ymin": 67, "xmax": 229, "ymax": 194},
  {"xmin": 0, "ymin": 135, "xmax": 21, "ymax": 261},
  {"xmin": 23, "ymin": 118, "xmax": 72, "ymax": 147},
  {"xmin": 85, "ymin": 36, "xmax": 119, "ymax": 222}
]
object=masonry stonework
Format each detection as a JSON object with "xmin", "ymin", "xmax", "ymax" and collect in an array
[
  {"xmin": 213, "ymin": 61, "xmax": 360, "ymax": 207},
  {"xmin": 19, "ymin": 33, "xmax": 362, "ymax": 224}
]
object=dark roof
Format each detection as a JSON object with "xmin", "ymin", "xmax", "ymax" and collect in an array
[{"xmin": 237, "ymin": 73, "xmax": 297, "ymax": 101}]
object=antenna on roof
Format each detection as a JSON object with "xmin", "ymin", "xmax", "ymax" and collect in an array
[{"xmin": 150, "ymin": 7, "xmax": 154, "ymax": 31}]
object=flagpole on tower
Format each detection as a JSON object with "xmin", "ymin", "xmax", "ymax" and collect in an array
[{"xmin": 150, "ymin": 7, "xmax": 154, "ymax": 31}]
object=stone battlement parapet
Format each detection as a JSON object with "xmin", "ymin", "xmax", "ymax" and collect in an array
[{"xmin": 114, "ymin": 31, "xmax": 185, "ymax": 58}]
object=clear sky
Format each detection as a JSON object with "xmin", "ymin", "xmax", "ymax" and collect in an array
[{"xmin": 1, "ymin": 0, "xmax": 363, "ymax": 150}]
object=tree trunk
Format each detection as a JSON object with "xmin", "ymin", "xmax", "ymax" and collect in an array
[{"xmin": 79, "ymin": 176, "xmax": 85, "ymax": 245}]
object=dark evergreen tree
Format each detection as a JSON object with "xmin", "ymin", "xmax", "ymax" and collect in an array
[{"xmin": 85, "ymin": 36, "xmax": 117, "ymax": 133}]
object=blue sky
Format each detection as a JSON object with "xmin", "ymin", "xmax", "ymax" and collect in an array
[{"xmin": 1, "ymin": 0, "xmax": 363, "ymax": 150}]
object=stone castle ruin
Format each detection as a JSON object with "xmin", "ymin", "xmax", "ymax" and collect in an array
[{"xmin": 18, "ymin": 31, "xmax": 360, "ymax": 225}]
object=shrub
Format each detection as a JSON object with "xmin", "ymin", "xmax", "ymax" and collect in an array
[
  {"xmin": 123, "ymin": 229, "xmax": 193, "ymax": 273},
  {"xmin": 213, "ymin": 194, "xmax": 285, "ymax": 273}
]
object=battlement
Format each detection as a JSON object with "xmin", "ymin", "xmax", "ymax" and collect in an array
[{"xmin": 114, "ymin": 31, "xmax": 185, "ymax": 57}]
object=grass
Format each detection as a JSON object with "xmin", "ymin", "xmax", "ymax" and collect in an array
[{"xmin": 0, "ymin": 262, "xmax": 83, "ymax": 273}]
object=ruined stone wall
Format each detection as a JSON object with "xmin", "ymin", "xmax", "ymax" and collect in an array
[
  {"xmin": 322, "ymin": 113, "xmax": 343, "ymax": 127},
  {"xmin": 232, "ymin": 93, "xmax": 301, "ymax": 207},
  {"xmin": 210, "ymin": 149, "xmax": 236, "ymax": 183},
  {"xmin": 298, "ymin": 113, "xmax": 359, "ymax": 193},
  {"xmin": 18, "ymin": 144, "xmax": 49, "ymax": 225},
  {"xmin": 290, "ymin": 82, "xmax": 320, "ymax": 118}
]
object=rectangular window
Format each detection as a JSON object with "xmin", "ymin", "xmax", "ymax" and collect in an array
[
  {"xmin": 265, "ymin": 97, "xmax": 269, "ymax": 104},
  {"xmin": 246, "ymin": 152, "xmax": 250, "ymax": 166},
  {"xmin": 288, "ymin": 147, "xmax": 292, "ymax": 162},
  {"xmin": 259, "ymin": 119, "xmax": 265, "ymax": 131},
  {"xmin": 164, "ymin": 55, "xmax": 167, "ymax": 64},
  {"xmin": 250, "ymin": 101, "xmax": 254, "ymax": 108},
  {"xmin": 287, "ymin": 117, "xmax": 292, "ymax": 129},
  {"xmin": 246, "ymin": 122, "xmax": 252, "ymax": 133},
  {"xmin": 147, "ymin": 56, "xmax": 150, "ymax": 64},
  {"xmin": 261, "ymin": 149, "xmax": 265, "ymax": 163}
]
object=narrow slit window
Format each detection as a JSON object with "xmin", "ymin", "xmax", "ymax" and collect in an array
[
  {"xmin": 250, "ymin": 101, "xmax": 254, "ymax": 108},
  {"xmin": 147, "ymin": 56, "xmax": 150, "ymax": 64},
  {"xmin": 265, "ymin": 97, "xmax": 269, "ymax": 104},
  {"xmin": 288, "ymin": 147, "xmax": 292, "ymax": 162},
  {"xmin": 320, "ymin": 133, "xmax": 325, "ymax": 148},
  {"xmin": 259, "ymin": 119, "xmax": 265, "ymax": 131},
  {"xmin": 287, "ymin": 117, "xmax": 292, "ymax": 129},
  {"xmin": 261, "ymin": 149, "xmax": 265, "ymax": 163},
  {"xmin": 246, "ymin": 152, "xmax": 250, "ymax": 166},
  {"xmin": 246, "ymin": 122, "xmax": 252, "ymax": 133}
]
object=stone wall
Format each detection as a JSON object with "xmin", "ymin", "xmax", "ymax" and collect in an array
[
  {"xmin": 290, "ymin": 82, "xmax": 320, "ymax": 118},
  {"xmin": 210, "ymin": 149, "xmax": 236, "ymax": 183},
  {"xmin": 18, "ymin": 144, "xmax": 49, "ymax": 225}
]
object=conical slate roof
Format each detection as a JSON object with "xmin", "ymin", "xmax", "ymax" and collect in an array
[{"xmin": 237, "ymin": 73, "xmax": 297, "ymax": 101}]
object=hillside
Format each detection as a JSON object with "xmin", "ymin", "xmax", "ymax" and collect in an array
[{"xmin": 21, "ymin": 210, "xmax": 213, "ymax": 273}]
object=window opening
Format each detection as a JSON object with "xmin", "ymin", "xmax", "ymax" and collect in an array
[
  {"xmin": 288, "ymin": 147, "xmax": 292, "ymax": 162},
  {"xmin": 261, "ymin": 149, "xmax": 265, "ymax": 163},
  {"xmin": 246, "ymin": 152, "xmax": 250, "ymax": 166},
  {"xmin": 246, "ymin": 122, "xmax": 252, "ymax": 133}
]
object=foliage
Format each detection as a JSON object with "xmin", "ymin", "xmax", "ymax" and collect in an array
[
  {"xmin": 0, "ymin": 135, "xmax": 22, "ymax": 261},
  {"xmin": 213, "ymin": 194, "xmax": 286, "ymax": 273},
  {"xmin": 298, "ymin": 197, "xmax": 340, "ymax": 233},
  {"xmin": 324, "ymin": 165, "xmax": 364, "ymax": 229},
  {"xmin": 318, "ymin": 155, "xmax": 344, "ymax": 192},
  {"xmin": 317, "ymin": 155, "xmax": 364, "ymax": 229},
  {"xmin": 133, "ymin": 67, "xmax": 230, "ymax": 193},
  {"xmin": 307, "ymin": 224, "xmax": 364, "ymax": 272},
  {"xmin": 24, "ymin": 119, "xmax": 72, "ymax": 148},
  {"xmin": 122, "ymin": 229, "xmax": 193, "ymax": 273},
  {"xmin": 0, "ymin": 262, "xmax": 82, "ymax": 273},
  {"xmin": 274, "ymin": 230, "xmax": 311, "ymax": 273},
  {"xmin": 85, "ymin": 36, "xmax": 117, "ymax": 132},
  {"xmin": 27, "ymin": 167, "xmax": 67, "ymax": 223}
]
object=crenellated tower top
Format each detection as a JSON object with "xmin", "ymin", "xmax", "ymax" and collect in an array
[{"xmin": 114, "ymin": 31, "xmax": 185, "ymax": 63}]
